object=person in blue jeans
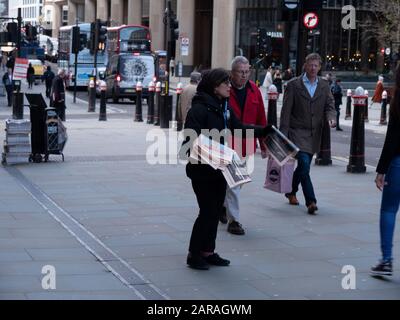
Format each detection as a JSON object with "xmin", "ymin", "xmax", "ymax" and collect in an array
[
  {"xmin": 280, "ymin": 53, "xmax": 337, "ymax": 214},
  {"xmin": 371, "ymin": 66, "xmax": 400, "ymax": 277}
]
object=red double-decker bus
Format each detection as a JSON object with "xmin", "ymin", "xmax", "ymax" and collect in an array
[{"xmin": 107, "ymin": 25, "xmax": 152, "ymax": 57}]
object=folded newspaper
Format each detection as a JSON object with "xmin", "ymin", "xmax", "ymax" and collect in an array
[
  {"xmin": 189, "ymin": 134, "xmax": 251, "ymax": 188},
  {"xmin": 264, "ymin": 125, "xmax": 300, "ymax": 166}
]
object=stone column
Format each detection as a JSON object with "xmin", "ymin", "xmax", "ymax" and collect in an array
[
  {"xmin": 128, "ymin": 0, "xmax": 142, "ymax": 25},
  {"xmin": 176, "ymin": 0, "xmax": 195, "ymax": 75},
  {"xmin": 110, "ymin": 0, "xmax": 124, "ymax": 26},
  {"xmin": 96, "ymin": 0, "xmax": 109, "ymax": 21},
  {"xmin": 52, "ymin": 3, "xmax": 63, "ymax": 38},
  {"xmin": 68, "ymin": 0, "xmax": 77, "ymax": 25},
  {"xmin": 211, "ymin": 0, "xmax": 236, "ymax": 69},
  {"xmin": 149, "ymin": 0, "xmax": 166, "ymax": 51},
  {"xmin": 84, "ymin": 0, "xmax": 96, "ymax": 23}
]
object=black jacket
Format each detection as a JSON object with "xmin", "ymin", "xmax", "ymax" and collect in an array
[
  {"xmin": 377, "ymin": 113, "xmax": 400, "ymax": 174},
  {"xmin": 42, "ymin": 70, "xmax": 55, "ymax": 86},
  {"xmin": 183, "ymin": 92, "xmax": 266, "ymax": 181}
]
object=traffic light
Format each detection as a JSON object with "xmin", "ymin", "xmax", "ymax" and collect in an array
[
  {"xmin": 72, "ymin": 26, "xmax": 81, "ymax": 54},
  {"xmin": 7, "ymin": 22, "xmax": 18, "ymax": 43},
  {"xmin": 25, "ymin": 24, "xmax": 37, "ymax": 41},
  {"xmin": 96, "ymin": 20, "xmax": 107, "ymax": 52},
  {"xmin": 88, "ymin": 22, "xmax": 96, "ymax": 54},
  {"xmin": 169, "ymin": 14, "xmax": 179, "ymax": 58}
]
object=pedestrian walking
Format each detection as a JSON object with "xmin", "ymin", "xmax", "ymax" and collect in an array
[
  {"xmin": 27, "ymin": 63, "xmax": 35, "ymax": 89},
  {"xmin": 280, "ymin": 53, "xmax": 337, "ymax": 215},
  {"xmin": 262, "ymin": 66, "xmax": 273, "ymax": 90},
  {"xmin": 51, "ymin": 69, "xmax": 66, "ymax": 121},
  {"xmin": 2, "ymin": 68, "xmax": 14, "ymax": 107},
  {"xmin": 283, "ymin": 67, "xmax": 294, "ymax": 81},
  {"xmin": 1, "ymin": 52, "xmax": 8, "ymax": 72},
  {"xmin": 182, "ymin": 68, "xmax": 271, "ymax": 270},
  {"xmin": 169, "ymin": 58, "xmax": 175, "ymax": 77},
  {"xmin": 273, "ymin": 69, "xmax": 283, "ymax": 94},
  {"xmin": 177, "ymin": 71, "xmax": 201, "ymax": 124},
  {"xmin": 372, "ymin": 75, "xmax": 385, "ymax": 104},
  {"xmin": 370, "ymin": 66, "xmax": 400, "ymax": 277},
  {"xmin": 331, "ymin": 79, "xmax": 344, "ymax": 131},
  {"xmin": 220, "ymin": 56, "xmax": 267, "ymax": 236},
  {"xmin": 42, "ymin": 66, "xmax": 55, "ymax": 99}
]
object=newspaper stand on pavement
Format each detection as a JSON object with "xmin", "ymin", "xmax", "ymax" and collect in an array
[
  {"xmin": 1, "ymin": 119, "xmax": 31, "ymax": 165},
  {"xmin": 25, "ymin": 93, "xmax": 67, "ymax": 163}
]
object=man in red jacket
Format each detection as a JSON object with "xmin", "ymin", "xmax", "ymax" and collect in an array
[{"xmin": 220, "ymin": 56, "xmax": 267, "ymax": 235}]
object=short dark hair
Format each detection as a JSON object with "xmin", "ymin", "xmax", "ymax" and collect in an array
[{"xmin": 197, "ymin": 68, "xmax": 230, "ymax": 96}]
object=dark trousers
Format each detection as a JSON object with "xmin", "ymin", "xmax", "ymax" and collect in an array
[
  {"xmin": 335, "ymin": 104, "xmax": 341, "ymax": 128},
  {"xmin": 291, "ymin": 151, "xmax": 316, "ymax": 206},
  {"xmin": 45, "ymin": 84, "xmax": 51, "ymax": 98},
  {"xmin": 55, "ymin": 101, "xmax": 66, "ymax": 121},
  {"xmin": 189, "ymin": 177, "xmax": 227, "ymax": 255},
  {"xmin": 5, "ymin": 87, "xmax": 13, "ymax": 106}
]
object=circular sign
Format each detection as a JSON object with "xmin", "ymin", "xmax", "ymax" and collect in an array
[
  {"xmin": 303, "ymin": 12, "xmax": 319, "ymax": 29},
  {"xmin": 385, "ymin": 48, "xmax": 391, "ymax": 56}
]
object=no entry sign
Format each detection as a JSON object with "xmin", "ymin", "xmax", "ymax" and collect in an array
[{"xmin": 303, "ymin": 12, "xmax": 319, "ymax": 29}]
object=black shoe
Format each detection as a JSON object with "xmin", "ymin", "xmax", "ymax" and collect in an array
[
  {"xmin": 204, "ymin": 253, "xmax": 230, "ymax": 266},
  {"xmin": 219, "ymin": 207, "xmax": 228, "ymax": 224},
  {"xmin": 227, "ymin": 220, "xmax": 245, "ymax": 235},
  {"xmin": 370, "ymin": 260, "xmax": 393, "ymax": 276},
  {"xmin": 307, "ymin": 202, "xmax": 318, "ymax": 215},
  {"xmin": 187, "ymin": 253, "xmax": 209, "ymax": 270}
]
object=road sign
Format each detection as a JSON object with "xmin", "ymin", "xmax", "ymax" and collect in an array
[
  {"xmin": 303, "ymin": 12, "xmax": 319, "ymax": 29},
  {"xmin": 385, "ymin": 48, "xmax": 391, "ymax": 56},
  {"xmin": 180, "ymin": 37, "xmax": 189, "ymax": 56}
]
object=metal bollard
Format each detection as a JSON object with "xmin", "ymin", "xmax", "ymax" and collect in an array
[
  {"xmin": 347, "ymin": 87, "xmax": 367, "ymax": 173},
  {"xmin": 160, "ymin": 94, "xmax": 173, "ymax": 129},
  {"xmin": 315, "ymin": 120, "xmax": 332, "ymax": 166},
  {"xmin": 267, "ymin": 85, "xmax": 279, "ymax": 127},
  {"xmin": 12, "ymin": 91, "xmax": 24, "ymax": 120},
  {"xmin": 88, "ymin": 78, "xmax": 96, "ymax": 112},
  {"xmin": 345, "ymin": 89, "xmax": 352, "ymax": 120},
  {"xmin": 364, "ymin": 89, "xmax": 369, "ymax": 122},
  {"xmin": 380, "ymin": 90, "xmax": 388, "ymax": 125},
  {"xmin": 154, "ymin": 82, "xmax": 161, "ymax": 126},
  {"xmin": 99, "ymin": 81, "xmax": 107, "ymax": 121},
  {"xmin": 147, "ymin": 81, "xmax": 155, "ymax": 124},
  {"xmin": 175, "ymin": 82, "xmax": 183, "ymax": 131},
  {"xmin": 134, "ymin": 81, "xmax": 143, "ymax": 122}
]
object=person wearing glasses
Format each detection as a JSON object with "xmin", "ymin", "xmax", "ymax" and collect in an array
[
  {"xmin": 182, "ymin": 68, "xmax": 272, "ymax": 270},
  {"xmin": 219, "ymin": 56, "xmax": 267, "ymax": 235}
]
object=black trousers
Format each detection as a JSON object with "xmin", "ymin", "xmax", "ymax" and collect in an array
[
  {"xmin": 189, "ymin": 177, "xmax": 227, "ymax": 255},
  {"xmin": 45, "ymin": 84, "xmax": 52, "ymax": 98},
  {"xmin": 5, "ymin": 87, "xmax": 13, "ymax": 106}
]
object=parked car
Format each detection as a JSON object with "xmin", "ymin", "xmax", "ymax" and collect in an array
[{"xmin": 104, "ymin": 53, "xmax": 155, "ymax": 103}]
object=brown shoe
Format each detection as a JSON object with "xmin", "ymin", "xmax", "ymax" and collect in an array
[
  {"xmin": 227, "ymin": 220, "xmax": 245, "ymax": 235},
  {"xmin": 307, "ymin": 202, "xmax": 318, "ymax": 215},
  {"xmin": 285, "ymin": 193, "xmax": 299, "ymax": 206}
]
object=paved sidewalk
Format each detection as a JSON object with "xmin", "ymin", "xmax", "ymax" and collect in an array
[{"xmin": 0, "ymin": 81, "xmax": 399, "ymax": 300}]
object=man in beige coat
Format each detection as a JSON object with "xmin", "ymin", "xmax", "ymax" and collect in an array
[
  {"xmin": 280, "ymin": 53, "xmax": 337, "ymax": 215},
  {"xmin": 178, "ymin": 72, "xmax": 201, "ymax": 124}
]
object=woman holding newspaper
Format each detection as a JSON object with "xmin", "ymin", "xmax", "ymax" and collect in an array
[{"xmin": 182, "ymin": 68, "xmax": 272, "ymax": 270}]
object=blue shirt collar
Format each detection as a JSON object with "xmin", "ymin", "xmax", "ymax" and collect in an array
[{"xmin": 302, "ymin": 73, "xmax": 318, "ymax": 85}]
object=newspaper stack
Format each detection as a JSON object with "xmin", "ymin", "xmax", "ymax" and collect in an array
[
  {"xmin": 2, "ymin": 119, "xmax": 32, "ymax": 165},
  {"xmin": 189, "ymin": 134, "xmax": 252, "ymax": 188}
]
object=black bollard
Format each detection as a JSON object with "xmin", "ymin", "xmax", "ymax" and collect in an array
[
  {"xmin": 175, "ymin": 83, "xmax": 183, "ymax": 131},
  {"xmin": 147, "ymin": 81, "xmax": 155, "ymax": 124},
  {"xmin": 347, "ymin": 89, "xmax": 367, "ymax": 173},
  {"xmin": 88, "ymin": 78, "xmax": 96, "ymax": 112},
  {"xmin": 154, "ymin": 82, "xmax": 161, "ymax": 126},
  {"xmin": 380, "ymin": 90, "xmax": 388, "ymax": 125},
  {"xmin": 99, "ymin": 81, "xmax": 107, "ymax": 121},
  {"xmin": 267, "ymin": 87, "xmax": 278, "ymax": 127},
  {"xmin": 12, "ymin": 92, "xmax": 24, "ymax": 120},
  {"xmin": 134, "ymin": 82, "xmax": 143, "ymax": 122},
  {"xmin": 345, "ymin": 89, "xmax": 352, "ymax": 120},
  {"xmin": 315, "ymin": 120, "xmax": 332, "ymax": 166},
  {"xmin": 364, "ymin": 90, "xmax": 369, "ymax": 123},
  {"xmin": 160, "ymin": 94, "xmax": 173, "ymax": 129}
]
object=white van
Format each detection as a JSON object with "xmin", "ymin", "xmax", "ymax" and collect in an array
[{"xmin": 104, "ymin": 53, "xmax": 155, "ymax": 103}]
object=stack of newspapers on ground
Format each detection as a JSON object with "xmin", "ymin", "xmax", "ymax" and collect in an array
[
  {"xmin": 189, "ymin": 127, "xmax": 299, "ymax": 188},
  {"xmin": 2, "ymin": 119, "xmax": 31, "ymax": 165}
]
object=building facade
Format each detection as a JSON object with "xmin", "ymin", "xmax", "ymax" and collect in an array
[
  {"xmin": 27, "ymin": 0, "xmax": 386, "ymax": 76},
  {"xmin": 9, "ymin": 0, "xmax": 44, "ymax": 26}
]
